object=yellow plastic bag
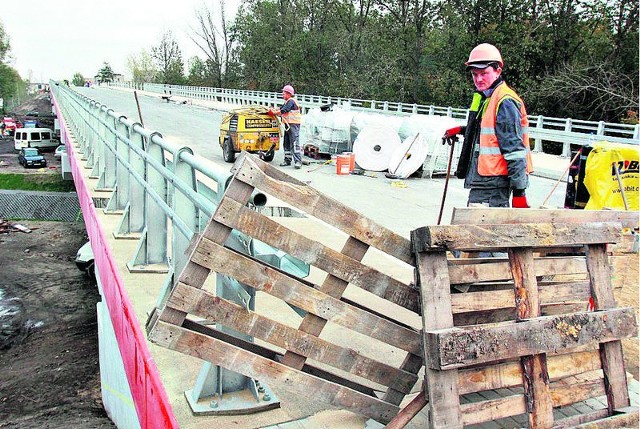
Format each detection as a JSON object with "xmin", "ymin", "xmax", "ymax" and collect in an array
[{"xmin": 583, "ymin": 141, "xmax": 639, "ymax": 210}]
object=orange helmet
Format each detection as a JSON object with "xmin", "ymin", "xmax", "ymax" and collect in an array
[{"xmin": 465, "ymin": 43, "xmax": 503, "ymax": 68}]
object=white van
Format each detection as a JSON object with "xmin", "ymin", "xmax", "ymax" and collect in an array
[{"xmin": 14, "ymin": 128, "xmax": 57, "ymax": 151}]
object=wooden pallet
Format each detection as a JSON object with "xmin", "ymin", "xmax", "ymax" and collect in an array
[
  {"xmin": 398, "ymin": 208, "xmax": 639, "ymax": 428},
  {"xmin": 146, "ymin": 153, "xmax": 421, "ymax": 424}
]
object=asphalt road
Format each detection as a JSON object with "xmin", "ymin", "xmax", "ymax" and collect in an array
[{"xmin": 72, "ymin": 86, "xmax": 568, "ymax": 237}]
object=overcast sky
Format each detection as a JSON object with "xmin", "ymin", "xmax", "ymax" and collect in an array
[{"xmin": 1, "ymin": 0, "xmax": 240, "ymax": 82}]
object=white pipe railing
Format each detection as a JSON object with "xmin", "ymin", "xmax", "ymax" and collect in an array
[{"xmin": 109, "ymin": 81, "xmax": 639, "ymax": 157}]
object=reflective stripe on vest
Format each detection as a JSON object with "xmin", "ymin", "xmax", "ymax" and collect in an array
[
  {"xmin": 478, "ymin": 83, "xmax": 533, "ymax": 176},
  {"xmin": 282, "ymin": 98, "xmax": 302, "ymax": 124}
]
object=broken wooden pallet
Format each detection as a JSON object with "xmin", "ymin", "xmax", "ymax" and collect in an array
[
  {"xmin": 399, "ymin": 209, "xmax": 638, "ymax": 429},
  {"xmin": 146, "ymin": 153, "xmax": 422, "ymax": 424}
]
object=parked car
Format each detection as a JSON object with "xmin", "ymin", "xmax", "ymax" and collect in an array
[
  {"xmin": 2, "ymin": 117, "xmax": 17, "ymax": 136},
  {"xmin": 75, "ymin": 242, "xmax": 95, "ymax": 278},
  {"xmin": 18, "ymin": 147, "xmax": 47, "ymax": 168},
  {"xmin": 54, "ymin": 144, "xmax": 66, "ymax": 158}
]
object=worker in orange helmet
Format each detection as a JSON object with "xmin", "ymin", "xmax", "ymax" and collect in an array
[
  {"xmin": 442, "ymin": 43, "xmax": 534, "ymax": 208},
  {"xmin": 269, "ymin": 84, "xmax": 303, "ymax": 169}
]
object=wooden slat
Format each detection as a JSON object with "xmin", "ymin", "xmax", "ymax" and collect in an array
[
  {"xmin": 449, "ymin": 281, "xmax": 591, "ymax": 314},
  {"xmin": 150, "ymin": 321, "xmax": 399, "ymax": 424},
  {"xmin": 459, "ymin": 376, "xmax": 610, "ymax": 427},
  {"xmin": 283, "ymin": 237, "xmax": 369, "ymax": 371},
  {"xmin": 412, "ymin": 222, "xmax": 621, "ymax": 251},
  {"xmin": 509, "ymin": 248, "xmax": 554, "ymax": 428},
  {"xmin": 451, "ymin": 207, "xmax": 639, "ymax": 229},
  {"xmin": 231, "ymin": 153, "xmax": 413, "ymax": 263},
  {"xmin": 425, "ymin": 308, "xmax": 638, "ymax": 369},
  {"xmin": 383, "ymin": 352, "xmax": 422, "ymax": 405},
  {"xmin": 416, "ymin": 250, "xmax": 463, "ymax": 428},
  {"xmin": 212, "ymin": 195, "xmax": 419, "ymax": 312},
  {"xmin": 448, "ymin": 256, "xmax": 588, "ymax": 284},
  {"xmin": 457, "ymin": 350, "xmax": 603, "ymax": 395},
  {"xmin": 189, "ymin": 237, "xmax": 423, "ymax": 355},
  {"xmin": 586, "ymin": 243, "xmax": 631, "ymax": 412},
  {"xmin": 168, "ymin": 283, "xmax": 418, "ymax": 392}
]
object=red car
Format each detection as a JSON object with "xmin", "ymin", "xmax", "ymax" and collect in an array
[{"xmin": 2, "ymin": 117, "xmax": 20, "ymax": 136}]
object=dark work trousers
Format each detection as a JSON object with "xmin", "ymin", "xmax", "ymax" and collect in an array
[{"xmin": 283, "ymin": 124, "xmax": 302, "ymax": 164}]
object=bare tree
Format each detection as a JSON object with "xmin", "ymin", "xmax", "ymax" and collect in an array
[
  {"xmin": 190, "ymin": 1, "xmax": 234, "ymax": 87},
  {"xmin": 540, "ymin": 61, "xmax": 637, "ymax": 121}
]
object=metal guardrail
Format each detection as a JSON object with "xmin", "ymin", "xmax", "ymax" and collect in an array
[
  {"xmin": 51, "ymin": 81, "xmax": 240, "ymax": 287},
  {"xmin": 111, "ymin": 81, "xmax": 639, "ymax": 158}
]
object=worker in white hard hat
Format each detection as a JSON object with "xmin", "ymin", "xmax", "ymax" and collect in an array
[
  {"xmin": 269, "ymin": 84, "xmax": 304, "ymax": 168},
  {"xmin": 442, "ymin": 43, "xmax": 534, "ymax": 209}
]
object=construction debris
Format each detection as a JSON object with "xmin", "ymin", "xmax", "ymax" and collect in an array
[{"xmin": 0, "ymin": 219, "xmax": 33, "ymax": 233}]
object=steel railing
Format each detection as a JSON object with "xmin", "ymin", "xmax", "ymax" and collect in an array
[{"xmin": 109, "ymin": 81, "xmax": 639, "ymax": 158}]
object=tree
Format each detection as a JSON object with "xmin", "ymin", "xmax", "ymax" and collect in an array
[
  {"xmin": 190, "ymin": 1, "xmax": 238, "ymax": 87},
  {"xmin": 0, "ymin": 21, "xmax": 26, "ymax": 112},
  {"xmin": 126, "ymin": 49, "xmax": 158, "ymax": 85},
  {"xmin": 72, "ymin": 73, "xmax": 85, "ymax": 86},
  {"xmin": 96, "ymin": 62, "xmax": 115, "ymax": 83},
  {"xmin": 151, "ymin": 30, "xmax": 185, "ymax": 84}
]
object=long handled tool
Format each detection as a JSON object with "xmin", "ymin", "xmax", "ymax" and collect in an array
[
  {"xmin": 134, "ymin": 91, "xmax": 144, "ymax": 127},
  {"xmin": 437, "ymin": 138, "xmax": 457, "ymax": 225},
  {"xmin": 541, "ymin": 148, "xmax": 582, "ymax": 207},
  {"xmin": 614, "ymin": 163, "xmax": 629, "ymax": 210}
]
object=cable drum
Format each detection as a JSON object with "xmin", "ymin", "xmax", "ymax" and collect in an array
[
  {"xmin": 352, "ymin": 124, "xmax": 401, "ymax": 171},
  {"xmin": 387, "ymin": 134, "xmax": 430, "ymax": 179}
]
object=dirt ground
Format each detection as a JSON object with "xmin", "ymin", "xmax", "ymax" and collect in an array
[{"xmin": 0, "ymin": 221, "xmax": 114, "ymax": 428}]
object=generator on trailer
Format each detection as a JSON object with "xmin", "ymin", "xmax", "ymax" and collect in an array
[{"xmin": 219, "ymin": 106, "xmax": 281, "ymax": 163}]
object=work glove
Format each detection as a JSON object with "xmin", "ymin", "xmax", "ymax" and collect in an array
[
  {"xmin": 267, "ymin": 108, "xmax": 276, "ymax": 117},
  {"xmin": 511, "ymin": 189, "xmax": 530, "ymax": 208},
  {"xmin": 442, "ymin": 126, "xmax": 462, "ymax": 145}
]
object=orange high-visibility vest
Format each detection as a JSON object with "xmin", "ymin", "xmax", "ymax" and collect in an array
[
  {"xmin": 282, "ymin": 98, "xmax": 302, "ymax": 124},
  {"xmin": 478, "ymin": 83, "xmax": 533, "ymax": 176}
]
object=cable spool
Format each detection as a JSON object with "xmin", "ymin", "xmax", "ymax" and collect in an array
[{"xmin": 352, "ymin": 124, "xmax": 401, "ymax": 171}]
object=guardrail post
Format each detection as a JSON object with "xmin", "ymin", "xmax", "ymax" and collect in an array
[
  {"xmin": 597, "ymin": 121, "xmax": 605, "ymax": 137},
  {"xmin": 412, "ymin": 104, "xmax": 418, "ymax": 114},
  {"xmin": 533, "ymin": 116, "xmax": 544, "ymax": 152},
  {"xmin": 96, "ymin": 108, "xmax": 117, "ymax": 190},
  {"xmin": 561, "ymin": 118, "xmax": 572, "ymax": 158},
  {"xmin": 383, "ymin": 101, "xmax": 389, "ymax": 112},
  {"xmin": 446, "ymin": 107, "xmax": 453, "ymax": 117},
  {"xmin": 116, "ymin": 122, "xmax": 146, "ymax": 239},
  {"xmin": 172, "ymin": 147, "xmax": 198, "ymax": 279},
  {"xmin": 634, "ymin": 124, "xmax": 640, "ymax": 141},
  {"xmin": 105, "ymin": 116, "xmax": 130, "ymax": 213}
]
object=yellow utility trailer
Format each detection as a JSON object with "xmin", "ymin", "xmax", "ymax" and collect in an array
[{"xmin": 219, "ymin": 106, "xmax": 281, "ymax": 163}]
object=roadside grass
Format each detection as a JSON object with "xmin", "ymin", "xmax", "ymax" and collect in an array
[{"xmin": 0, "ymin": 173, "xmax": 76, "ymax": 192}]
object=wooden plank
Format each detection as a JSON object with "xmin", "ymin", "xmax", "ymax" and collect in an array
[
  {"xmin": 283, "ymin": 237, "xmax": 369, "ymax": 371},
  {"xmin": 587, "ymin": 243, "xmax": 632, "ymax": 412},
  {"xmin": 155, "ymin": 179, "xmax": 255, "ymax": 326},
  {"xmin": 425, "ymin": 308, "xmax": 638, "ymax": 369},
  {"xmin": 449, "ymin": 281, "xmax": 591, "ymax": 314},
  {"xmin": 182, "ymin": 318, "xmax": 378, "ymax": 395},
  {"xmin": 448, "ymin": 256, "xmax": 588, "ymax": 284},
  {"xmin": 460, "ymin": 394, "xmax": 526, "ymax": 426},
  {"xmin": 458, "ymin": 376, "xmax": 611, "ymax": 427},
  {"xmin": 168, "ymin": 282, "xmax": 418, "ymax": 392},
  {"xmin": 412, "ymin": 222, "xmax": 621, "ymax": 252},
  {"xmin": 509, "ymin": 248, "xmax": 554, "ymax": 428},
  {"xmin": 451, "ymin": 207, "xmax": 639, "ymax": 229},
  {"xmin": 149, "ymin": 321, "xmax": 399, "ymax": 424},
  {"xmin": 212, "ymin": 196, "xmax": 419, "ymax": 312},
  {"xmin": 457, "ymin": 350, "xmax": 603, "ymax": 395},
  {"xmin": 415, "ymin": 250, "xmax": 463, "ymax": 428},
  {"xmin": 382, "ymin": 352, "xmax": 422, "ymax": 405},
  {"xmin": 231, "ymin": 153, "xmax": 413, "ymax": 263},
  {"xmin": 189, "ymin": 237, "xmax": 423, "ymax": 355}
]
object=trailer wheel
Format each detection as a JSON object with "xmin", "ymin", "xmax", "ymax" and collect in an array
[{"xmin": 222, "ymin": 137, "xmax": 235, "ymax": 163}]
